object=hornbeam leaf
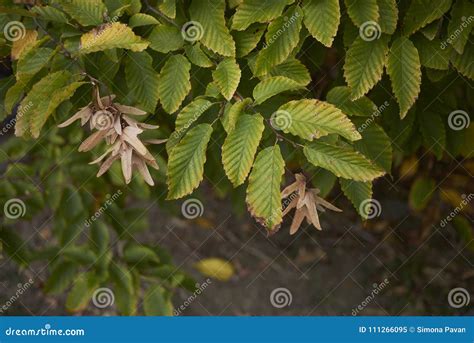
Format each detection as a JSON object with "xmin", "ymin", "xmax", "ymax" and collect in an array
[
  {"xmin": 222, "ymin": 114, "xmax": 265, "ymax": 186},
  {"xmin": 232, "ymin": 0, "xmax": 292, "ymax": 31},
  {"xmin": 447, "ymin": 0, "xmax": 474, "ymax": 54},
  {"xmin": 159, "ymin": 0, "xmax": 176, "ymax": 19},
  {"xmin": 253, "ymin": 76, "xmax": 304, "ymax": 104},
  {"xmin": 268, "ymin": 58, "xmax": 311, "ymax": 85},
  {"xmin": 451, "ymin": 43, "xmax": 474, "ymax": 80},
  {"xmin": 212, "ymin": 58, "xmax": 241, "ymax": 101},
  {"xmin": 167, "ymin": 124, "xmax": 213, "ymax": 199},
  {"xmin": 232, "ymin": 23, "xmax": 266, "ymax": 58},
  {"xmin": 377, "ymin": 0, "xmax": 398, "ymax": 34},
  {"xmin": 304, "ymin": 142, "xmax": 385, "ymax": 181},
  {"xmin": 340, "ymin": 179, "xmax": 373, "ymax": 219},
  {"xmin": 175, "ymin": 99, "xmax": 214, "ymax": 132},
  {"xmin": 125, "ymin": 51, "xmax": 160, "ymax": 113},
  {"xmin": 17, "ymin": 47, "xmax": 55, "ymax": 81},
  {"xmin": 303, "ymin": 0, "xmax": 340, "ymax": 47},
  {"xmin": 61, "ymin": 0, "xmax": 106, "ymax": 26},
  {"xmin": 403, "ymin": 0, "xmax": 452, "ymax": 36},
  {"xmin": 344, "ymin": 0, "xmax": 379, "ymax": 27},
  {"xmin": 343, "ymin": 36, "xmax": 389, "ymax": 100},
  {"xmin": 277, "ymin": 99, "xmax": 361, "ymax": 141},
  {"xmin": 31, "ymin": 5, "xmax": 68, "ymax": 23},
  {"xmin": 326, "ymin": 86, "xmax": 377, "ymax": 117},
  {"xmin": 189, "ymin": 0, "xmax": 236, "ymax": 57},
  {"xmin": 246, "ymin": 146, "xmax": 285, "ymax": 230},
  {"xmin": 79, "ymin": 23, "xmax": 149, "ymax": 54},
  {"xmin": 221, "ymin": 98, "xmax": 253, "ymax": 133},
  {"xmin": 148, "ymin": 25, "xmax": 184, "ymax": 53},
  {"xmin": 129, "ymin": 13, "xmax": 160, "ymax": 27},
  {"xmin": 254, "ymin": 6, "xmax": 303, "ymax": 76},
  {"xmin": 159, "ymin": 55, "xmax": 191, "ymax": 114},
  {"xmin": 386, "ymin": 37, "xmax": 421, "ymax": 118},
  {"xmin": 184, "ymin": 43, "xmax": 214, "ymax": 68}
]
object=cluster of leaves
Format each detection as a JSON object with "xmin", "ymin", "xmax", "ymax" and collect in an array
[{"xmin": 1, "ymin": 1, "xmax": 473, "ymax": 232}]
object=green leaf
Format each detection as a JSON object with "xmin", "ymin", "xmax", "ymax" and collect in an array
[
  {"xmin": 65, "ymin": 272, "xmax": 99, "ymax": 313},
  {"xmin": 167, "ymin": 124, "xmax": 213, "ymax": 199},
  {"xmin": 304, "ymin": 142, "xmax": 385, "ymax": 181},
  {"xmin": 268, "ymin": 58, "xmax": 311, "ymax": 85},
  {"xmin": 221, "ymin": 97, "xmax": 253, "ymax": 133},
  {"xmin": 344, "ymin": 0, "xmax": 379, "ymax": 27},
  {"xmin": 15, "ymin": 71, "xmax": 84, "ymax": 138},
  {"xmin": 232, "ymin": 23, "xmax": 266, "ymax": 58},
  {"xmin": 447, "ymin": 0, "xmax": 474, "ymax": 54},
  {"xmin": 212, "ymin": 58, "xmax": 241, "ymax": 100},
  {"xmin": 79, "ymin": 23, "xmax": 149, "ymax": 54},
  {"xmin": 184, "ymin": 43, "xmax": 214, "ymax": 68},
  {"xmin": 44, "ymin": 261, "xmax": 78, "ymax": 294},
  {"xmin": 123, "ymin": 243, "xmax": 160, "ymax": 265},
  {"xmin": 5, "ymin": 81, "xmax": 27, "ymax": 113},
  {"xmin": 254, "ymin": 6, "xmax": 303, "ymax": 76},
  {"xmin": 143, "ymin": 285, "xmax": 173, "ymax": 316},
  {"xmin": 277, "ymin": 99, "xmax": 361, "ymax": 141},
  {"xmin": 377, "ymin": 0, "xmax": 398, "ymax": 34},
  {"xmin": 189, "ymin": 0, "xmax": 236, "ymax": 56},
  {"xmin": 451, "ymin": 43, "xmax": 474, "ymax": 80},
  {"xmin": 30, "ymin": 5, "xmax": 68, "ymax": 23},
  {"xmin": 90, "ymin": 222, "xmax": 110, "ymax": 254},
  {"xmin": 353, "ymin": 120, "xmax": 392, "ymax": 173},
  {"xmin": 62, "ymin": 0, "xmax": 106, "ymax": 26},
  {"xmin": 159, "ymin": 55, "xmax": 191, "ymax": 114},
  {"xmin": 125, "ymin": 51, "xmax": 160, "ymax": 113},
  {"xmin": 421, "ymin": 20, "xmax": 441, "ymax": 40},
  {"xmin": 326, "ymin": 86, "xmax": 377, "ymax": 117},
  {"xmin": 386, "ymin": 37, "xmax": 422, "ymax": 118},
  {"xmin": 148, "ymin": 25, "xmax": 184, "ymax": 53},
  {"xmin": 17, "ymin": 47, "xmax": 55, "ymax": 81},
  {"xmin": 419, "ymin": 111, "xmax": 446, "ymax": 160},
  {"xmin": 159, "ymin": 0, "xmax": 176, "ymax": 19},
  {"xmin": 340, "ymin": 179, "xmax": 373, "ymax": 219},
  {"xmin": 129, "ymin": 13, "xmax": 160, "ymax": 27},
  {"xmin": 344, "ymin": 36, "xmax": 389, "ymax": 100},
  {"xmin": 253, "ymin": 76, "xmax": 304, "ymax": 104},
  {"xmin": 409, "ymin": 177, "xmax": 436, "ymax": 211},
  {"xmin": 109, "ymin": 264, "xmax": 137, "ymax": 315},
  {"xmin": 232, "ymin": 0, "xmax": 292, "ymax": 30},
  {"xmin": 222, "ymin": 114, "xmax": 265, "ymax": 186},
  {"xmin": 403, "ymin": 0, "xmax": 452, "ymax": 36},
  {"xmin": 303, "ymin": 0, "xmax": 340, "ymax": 47},
  {"xmin": 413, "ymin": 35, "xmax": 450, "ymax": 70},
  {"xmin": 175, "ymin": 98, "xmax": 214, "ymax": 132},
  {"xmin": 246, "ymin": 145, "xmax": 285, "ymax": 230}
]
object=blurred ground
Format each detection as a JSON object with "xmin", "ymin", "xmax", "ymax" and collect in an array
[{"xmin": 1, "ymin": 177, "xmax": 472, "ymax": 316}]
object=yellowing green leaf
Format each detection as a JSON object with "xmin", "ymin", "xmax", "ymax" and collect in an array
[
  {"xmin": 268, "ymin": 58, "xmax": 311, "ymax": 85},
  {"xmin": 303, "ymin": 0, "xmax": 340, "ymax": 47},
  {"xmin": 377, "ymin": 0, "xmax": 398, "ymax": 34},
  {"xmin": 447, "ymin": 0, "xmax": 474, "ymax": 54},
  {"xmin": 221, "ymin": 98, "xmax": 253, "ymax": 133},
  {"xmin": 344, "ymin": 0, "xmax": 379, "ymax": 27},
  {"xmin": 451, "ymin": 43, "xmax": 474, "ymax": 80},
  {"xmin": 386, "ymin": 37, "xmax": 421, "ymax": 118},
  {"xmin": 129, "ymin": 13, "xmax": 160, "ymax": 27},
  {"xmin": 79, "ymin": 23, "xmax": 149, "ymax": 54},
  {"xmin": 403, "ymin": 0, "xmax": 452, "ymax": 36},
  {"xmin": 232, "ymin": 0, "xmax": 292, "ymax": 31},
  {"xmin": 65, "ymin": 272, "xmax": 99, "ymax": 313},
  {"xmin": 253, "ymin": 76, "xmax": 304, "ymax": 104},
  {"xmin": 167, "ymin": 124, "xmax": 213, "ymax": 199},
  {"xmin": 222, "ymin": 114, "xmax": 264, "ymax": 186},
  {"xmin": 340, "ymin": 179, "xmax": 373, "ymax": 219},
  {"xmin": 62, "ymin": 0, "xmax": 106, "ymax": 26},
  {"xmin": 184, "ymin": 43, "xmax": 214, "ymax": 68},
  {"xmin": 148, "ymin": 25, "xmax": 184, "ymax": 53},
  {"xmin": 246, "ymin": 145, "xmax": 285, "ymax": 230},
  {"xmin": 326, "ymin": 86, "xmax": 377, "ymax": 117},
  {"xmin": 143, "ymin": 285, "xmax": 173, "ymax": 316},
  {"xmin": 175, "ymin": 98, "xmax": 214, "ymax": 132},
  {"xmin": 409, "ymin": 177, "xmax": 436, "ymax": 211},
  {"xmin": 212, "ymin": 58, "xmax": 241, "ymax": 100},
  {"xmin": 194, "ymin": 258, "xmax": 235, "ymax": 281},
  {"xmin": 344, "ymin": 36, "xmax": 389, "ymax": 100},
  {"xmin": 17, "ymin": 47, "xmax": 55, "ymax": 82},
  {"xmin": 159, "ymin": 55, "xmax": 191, "ymax": 114},
  {"xmin": 277, "ymin": 99, "xmax": 361, "ymax": 141},
  {"xmin": 304, "ymin": 142, "xmax": 385, "ymax": 181},
  {"xmin": 189, "ymin": 0, "xmax": 236, "ymax": 56},
  {"xmin": 232, "ymin": 23, "xmax": 266, "ymax": 58},
  {"xmin": 159, "ymin": 0, "xmax": 176, "ymax": 19}
]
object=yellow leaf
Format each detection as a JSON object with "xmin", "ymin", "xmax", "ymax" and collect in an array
[
  {"xmin": 11, "ymin": 30, "xmax": 37, "ymax": 60},
  {"xmin": 399, "ymin": 156, "xmax": 418, "ymax": 179},
  {"xmin": 194, "ymin": 258, "xmax": 235, "ymax": 281}
]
